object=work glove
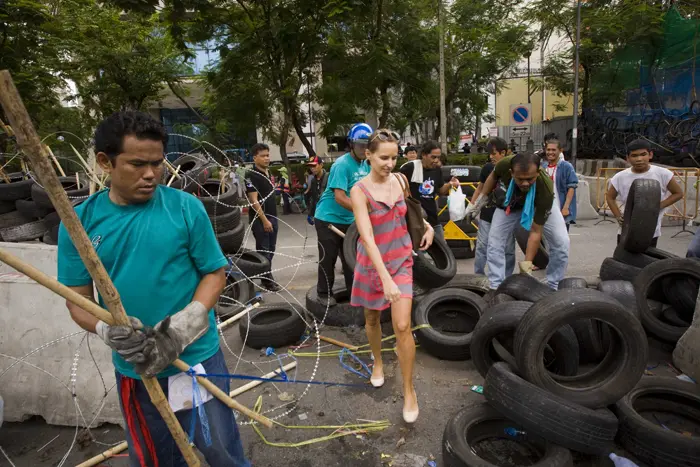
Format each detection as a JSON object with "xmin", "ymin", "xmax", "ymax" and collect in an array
[
  {"xmin": 134, "ymin": 301, "xmax": 210, "ymax": 378},
  {"xmin": 465, "ymin": 194, "xmax": 488, "ymax": 223},
  {"xmin": 307, "ymin": 215, "xmax": 315, "ymax": 226},
  {"xmin": 616, "ymin": 216, "xmax": 624, "ymax": 228},
  {"xmin": 95, "ymin": 317, "xmax": 151, "ymax": 364},
  {"xmin": 518, "ymin": 261, "xmax": 534, "ymax": 275}
]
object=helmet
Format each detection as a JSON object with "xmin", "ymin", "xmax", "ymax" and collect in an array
[{"xmin": 347, "ymin": 123, "xmax": 373, "ymax": 143}]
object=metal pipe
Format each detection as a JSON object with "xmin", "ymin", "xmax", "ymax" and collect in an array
[{"xmin": 571, "ymin": 0, "xmax": 582, "ymax": 167}]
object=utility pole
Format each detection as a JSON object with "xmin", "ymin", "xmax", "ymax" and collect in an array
[
  {"xmin": 571, "ymin": 0, "xmax": 582, "ymax": 167},
  {"xmin": 438, "ymin": 0, "xmax": 448, "ymax": 155}
]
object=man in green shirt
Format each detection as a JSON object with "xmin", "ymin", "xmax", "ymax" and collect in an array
[{"xmin": 465, "ymin": 151, "xmax": 570, "ymax": 289}]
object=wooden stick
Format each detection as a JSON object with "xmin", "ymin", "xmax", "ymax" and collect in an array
[
  {"xmin": 318, "ymin": 335, "xmax": 358, "ymax": 350},
  {"xmin": 0, "ymin": 70, "xmax": 200, "ymax": 466},
  {"xmin": 167, "ymin": 165, "xmax": 181, "ymax": 187},
  {"xmin": 0, "ymin": 166, "xmax": 10, "ymax": 183},
  {"xmin": 0, "ymin": 246, "xmax": 274, "ymax": 429},
  {"xmin": 218, "ymin": 302, "xmax": 260, "ymax": 331},
  {"xmin": 0, "ymin": 117, "xmax": 13, "ymax": 136},
  {"xmin": 69, "ymin": 143, "xmax": 103, "ymax": 189},
  {"xmin": 328, "ymin": 224, "xmax": 345, "ymax": 238},
  {"xmin": 75, "ymin": 441, "xmax": 128, "ymax": 467},
  {"xmin": 164, "ymin": 159, "xmax": 182, "ymax": 179},
  {"xmin": 230, "ymin": 362, "xmax": 297, "ymax": 398},
  {"xmin": 43, "ymin": 145, "xmax": 66, "ymax": 177}
]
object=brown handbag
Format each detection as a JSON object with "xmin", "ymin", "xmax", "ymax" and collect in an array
[{"xmin": 394, "ymin": 172, "xmax": 426, "ymax": 250}]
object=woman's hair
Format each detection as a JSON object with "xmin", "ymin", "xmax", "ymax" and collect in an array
[{"xmin": 367, "ymin": 128, "xmax": 399, "ymax": 153}]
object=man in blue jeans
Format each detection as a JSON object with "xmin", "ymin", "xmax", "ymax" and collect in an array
[{"xmin": 58, "ymin": 111, "xmax": 250, "ymax": 466}]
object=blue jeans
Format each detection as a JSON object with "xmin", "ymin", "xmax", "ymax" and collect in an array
[
  {"xmin": 116, "ymin": 349, "xmax": 250, "ymax": 467},
  {"xmin": 251, "ymin": 216, "xmax": 278, "ymax": 282},
  {"xmin": 486, "ymin": 205, "xmax": 569, "ymax": 290},
  {"xmin": 474, "ymin": 219, "xmax": 515, "ymax": 276},
  {"xmin": 688, "ymin": 228, "xmax": 700, "ymax": 258}
]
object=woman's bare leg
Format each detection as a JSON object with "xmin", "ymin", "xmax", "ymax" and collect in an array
[
  {"xmin": 364, "ymin": 308, "xmax": 384, "ymax": 381},
  {"xmin": 392, "ymin": 297, "xmax": 418, "ymax": 418}
]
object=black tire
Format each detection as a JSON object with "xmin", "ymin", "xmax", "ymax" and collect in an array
[
  {"xmin": 619, "ymin": 179, "xmax": 661, "ymax": 253},
  {"xmin": 209, "ymin": 207, "xmax": 241, "ymax": 234},
  {"xmin": 558, "ymin": 277, "xmax": 588, "ymax": 289},
  {"xmin": 496, "ymin": 274, "xmax": 553, "ymax": 303},
  {"xmin": 217, "ymin": 221, "xmax": 245, "ymax": 255},
  {"xmin": 412, "ymin": 288, "xmax": 486, "ymax": 360},
  {"xmin": 0, "ymin": 210, "xmax": 35, "ymax": 229},
  {"xmin": 0, "ymin": 173, "xmax": 36, "ymax": 201},
  {"xmin": 0, "ymin": 219, "xmax": 47, "ymax": 242},
  {"xmin": 442, "ymin": 273, "xmax": 490, "ymax": 296},
  {"xmin": 514, "ymin": 225, "xmax": 549, "ymax": 269},
  {"xmin": 484, "ymin": 362, "xmax": 618, "ymax": 455},
  {"xmin": 442, "ymin": 402, "xmax": 574, "ymax": 467},
  {"xmin": 600, "ymin": 257, "xmax": 642, "ymax": 282},
  {"xmin": 597, "ymin": 280, "xmax": 638, "ymax": 315},
  {"xmin": 31, "ymin": 176, "xmax": 89, "ymax": 209},
  {"xmin": 15, "ymin": 199, "xmax": 53, "ymax": 219},
  {"xmin": 342, "ymin": 222, "xmax": 360, "ymax": 271},
  {"xmin": 514, "ymin": 288, "xmax": 648, "ymax": 408},
  {"xmin": 645, "ymin": 247, "xmax": 679, "ymax": 260},
  {"xmin": 569, "ymin": 319, "xmax": 609, "ymax": 365},
  {"xmin": 662, "ymin": 274, "xmax": 698, "ymax": 320},
  {"xmin": 229, "ymin": 249, "xmax": 270, "ymax": 278},
  {"xmin": 413, "ymin": 235, "xmax": 457, "ymax": 289},
  {"xmin": 167, "ymin": 155, "xmax": 211, "ymax": 191},
  {"xmin": 490, "ymin": 293, "xmax": 517, "ymax": 306},
  {"xmin": 634, "ymin": 259, "xmax": 700, "ymax": 342},
  {"xmin": 0, "ymin": 200, "xmax": 15, "ymax": 215},
  {"xmin": 662, "ymin": 306, "xmax": 691, "ymax": 327},
  {"xmin": 305, "ymin": 285, "xmax": 391, "ymax": 327},
  {"xmin": 215, "ymin": 275, "xmax": 256, "ymax": 317},
  {"xmin": 238, "ymin": 304, "xmax": 306, "ymax": 349},
  {"xmin": 615, "ymin": 377, "xmax": 700, "ymax": 467},
  {"xmin": 42, "ymin": 232, "xmax": 57, "ymax": 245},
  {"xmin": 613, "ymin": 245, "xmax": 660, "ymax": 268},
  {"xmin": 449, "ymin": 246, "xmax": 474, "ymax": 259},
  {"xmin": 42, "ymin": 211, "xmax": 61, "ymax": 229},
  {"xmin": 193, "ymin": 179, "xmax": 238, "ymax": 216}
]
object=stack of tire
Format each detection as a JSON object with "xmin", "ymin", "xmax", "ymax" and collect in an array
[
  {"xmin": 0, "ymin": 173, "xmax": 88, "ymax": 245},
  {"xmin": 443, "ymin": 277, "xmax": 700, "ymax": 467},
  {"xmin": 437, "ymin": 165, "xmax": 480, "ymax": 259},
  {"xmin": 303, "ymin": 220, "xmax": 460, "ymax": 327}
]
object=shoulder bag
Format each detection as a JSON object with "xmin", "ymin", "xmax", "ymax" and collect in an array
[{"xmin": 393, "ymin": 172, "xmax": 426, "ymax": 250}]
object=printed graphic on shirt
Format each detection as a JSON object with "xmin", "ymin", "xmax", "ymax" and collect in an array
[
  {"xmin": 419, "ymin": 179, "xmax": 435, "ymax": 197},
  {"xmin": 245, "ymin": 178, "xmax": 254, "ymax": 188},
  {"xmin": 91, "ymin": 234, "xmax": 102, "ymax": 249}
]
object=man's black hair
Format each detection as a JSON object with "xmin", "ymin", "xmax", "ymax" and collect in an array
[
  {"xmin": 251, "ymin": 143, "xmax": 270, "ymax": 157},
  {"xmin": 94, "ymin": 111, "xmax": 167, "ymax": 159},
  {"xmin": 510, "ymin": 152, "xmax": 541, "ymax": 172},
  {"xmin": 627, "ymin": 139, "xmax": 652, "ymax": 153},
  {"xmin": 405, "ymin": 145, "xmax": 416, "ymax": 153},
  {"xmin": 543, "ymin": 132, "xmax": 559, "ymax": 144},
  {"xmin": 486, "ymin": 137, "xmax": 508, "ymax": 154},
  {"xmin": 420, "ymin": 140, "xmax": 440, "ymax": 156}
]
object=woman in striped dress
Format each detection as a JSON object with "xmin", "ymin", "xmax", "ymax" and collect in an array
[{"xmin": 350, "ymin": 129, "xmax": 434, "ymax": 423}]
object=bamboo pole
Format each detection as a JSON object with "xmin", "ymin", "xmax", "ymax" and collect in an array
[
  {"xmin": 43, "ymin": 144, "xmax": 66, "ymax": 177},
  {"xmin": 167, "ymin": 165, "xmax": 181, "ymax": 187},
  {"xmin": 218, "ymin": 302, "xmax": 260, "ymax": 331},
  {"xmin": 229, "ymin": 362, "xmax": 297, "ymax": 398},
  {"xmin": 75, "ymin": 441, "xmax": 128, "ymax": 467},
  {"xmin": 0, "ymin": 70, "xmax": 200, "ymax": 466},
  {"xmin": 164, "ymin": 159, "xmax": 182, "ymax": 179},
  {"xmin": 318, "ymin": 335, "xmax": 357, "ymax": 351}
]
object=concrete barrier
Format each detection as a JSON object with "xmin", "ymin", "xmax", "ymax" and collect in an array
[{"xmin": 0, "ymin": 242, "xmax": 121, "ymax": 427}]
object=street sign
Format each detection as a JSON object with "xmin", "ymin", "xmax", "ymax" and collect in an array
[
  {"xmin": 488, "ymin": 127, "xmax": 498, "ymax": 137},
  {"xmin": 509, "ymin": 104, "xmax": 532, "ymax": 126},
  {"xmin": 510, "ymin": 126, "xmax": 531, "ymax": 137}
]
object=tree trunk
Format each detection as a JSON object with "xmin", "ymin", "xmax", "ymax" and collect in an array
[
  {"xmin": 166, "ymin": 81, "xmax": 207, "ymax": 126},
  {"xmin": 378, "ymin": 81, "xmax": 391, "ymax": 128},
  {"xmin": 475, "ymin": 113, "xmax": 481, "ymax": 139},
  {"xmin": 290, "ymin": 107, "xmax": 316, "ymax": 158}
]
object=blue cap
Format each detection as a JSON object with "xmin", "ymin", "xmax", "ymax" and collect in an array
[{"xmin": 347, "ymin": 123, "xmax": 373, "ymax": 143}]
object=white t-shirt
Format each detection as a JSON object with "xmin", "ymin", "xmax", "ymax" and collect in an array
[
  {"xmin": 545, "ymin": 163, "xmax": 560, "ymax": 207},
  {"xmin": 609, "ymin": 165, "xmax": 674, "ymax": 238}
]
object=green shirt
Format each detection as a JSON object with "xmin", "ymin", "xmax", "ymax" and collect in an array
[
  {"xmin": 492, "ymin": 155, "xmax": 554, "ymax": 225},
  {"xmin": 57, "ymin": 186, "xmax": 228, "ymax": 379}
]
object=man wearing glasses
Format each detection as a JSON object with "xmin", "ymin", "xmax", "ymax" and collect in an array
[
  {"xmin": 313, "ymin": 123, "xmax": 372, "ymax": 305},
  {"xmin": 400, "ymin": 140, "xmax": 459, "ymax": 237}
]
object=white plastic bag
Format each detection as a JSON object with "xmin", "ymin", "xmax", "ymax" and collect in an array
[{"xmin": 448, "ymin": 186, "xmax": 467, "ymax": 221}]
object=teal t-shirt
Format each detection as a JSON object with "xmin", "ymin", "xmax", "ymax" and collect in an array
[
  {"xmin": 57, "ymin": 186, "xmax": 228, "ymax": 379},
  {"xmin": 314, "ymin": 153, "xmax": 369, "ymax": 225}
]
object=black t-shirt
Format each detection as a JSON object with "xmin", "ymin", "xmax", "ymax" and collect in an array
[
  {"xmin": 399, "ymin": 161, "xmax": 444, "ymax": 225},
  {"xmin": 479, "ymin": 162, "xmax": 496, "ymax": 223},
  {"xmin": 244, "ymin": 166, "xmax": 277, "ymax": 221}
]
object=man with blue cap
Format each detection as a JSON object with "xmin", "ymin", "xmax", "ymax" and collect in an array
[{"xmin": 313, "ymin": 123, "xmax": 372, "ymax": 304}]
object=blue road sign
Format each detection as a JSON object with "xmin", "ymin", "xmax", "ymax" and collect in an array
[{"xmin": 512, "ymin": 106, "xmax": 529, "ymax": 124}]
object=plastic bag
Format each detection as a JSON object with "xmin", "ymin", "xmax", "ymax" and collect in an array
[{"xmin": 448, "ymin": 186, "xmax": 467, "ymax": 221}]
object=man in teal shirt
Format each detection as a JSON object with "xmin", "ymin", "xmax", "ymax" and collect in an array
[
  {"xmin": 313, "ymin": 123, "xmax": 371, "ymax": 303},
  {"xmin": 58, "ymin": 111, "xmax": 250, "ymax": 466}
]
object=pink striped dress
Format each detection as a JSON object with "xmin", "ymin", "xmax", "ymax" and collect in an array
[{"xmin": 350, "ymin": 182, "xmax": 414, "ymax": 310}]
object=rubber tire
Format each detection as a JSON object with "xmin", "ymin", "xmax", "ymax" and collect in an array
[
  {"xmin": 342, "ymin": 222, "xmax": 360, "ymax": 271},
  {"xmin": 496, "ymin": 274, "xmax": 553, "ymax": 303},
  {"xmin": 449, "ymin": 246, "xmax": 474, "ymax": 259},
  {"xmin": 442, "ymin": 401, "xmax": 574, "ymax": 467},
  {"xmin": 217, "ymin": 221, "xmax": 245, "ymax": 255},
  {"xmin": 413, "ymin": 235, "xmax": 457, "ymax": 289},
  {"xmin": 0, "ymin": 219, "xmax": 47, "ymax": 242},
  {"xmin": 167, "ymin": 155, "xmax": 211, "ymax": 191},
  {"xmin": 471, "ymin": 301, "xmax": 579, "ymax": 378},
  {"xmin": 619, "ymin": 179, "xmax": 661, "ymax": 253},
  {"xmin": 193, "ymin": 179, "xmax": 238, "ymax": 216},
  {"xmin": 42, "ymin": 232, "xmax": 57, "ymax": 245},
  {"xmin": 0, "ymin": 210, "xmax": 35, "ymax": 229},
  {"xmin": 305, "ymin": 285, "xmax": 391, "ymax": 327},
  {"xmin": 412, "ymin": 288, "xmax": 486, "ymax": 360},
  {"xmin": 484, "ymin": 362, "xmax": 618, "ymax": 455},
  {"xmin": 209, "ymin": 207, "xmax": 241, "ymax": 234},
  {"xmin": 612, "ymin": 244, "xmax": 678, "ymax": 268},
  {"xmin": 634, "ymin": 258, "xmax": 700, "ymax": 342},
  {"xmin": 514, "ymin": 288, "xmax": 648, "ymax": 408},
  {"xmin": 238, "ymin": 304, "xmax": 306, "ymax": 349},
  {"xmin": 662, "ymin": 274, "xmax": 698, "ymax": 320},
  {"xmin": 515, "ymin": 225, "xmax": 549, "ymax": 269},
  {"xmin": 15, "ymin": 199, "xmax": 53, "ymax": 219},
  {"xmin": 442, "ymin": 273, "xmax": 490, "ymax": 296},
  {"xmin": 30, "ymin": 176, "xmax": 89, "ymax": 209},
  {"xmin": 600, "ymin": 257, "xmax": 642, "ymax": 282},
  {"xmin": 570, "ymin": 318, "xmax": 609, "ymax": 365},
  {"xmin": 0, "ymin": 200, "xmax": 15, "ymax": 215},
  {"xmin": 42, "ymin": 211, "xmax": 61, "ymax": 229},
  {"xmin": 662, "ymin": 306, "xmax": 691, "ymax": 327},
  {"xmin": 644, "ymin": 247, "xmax": 679, "ymax": 260},
  {"xmin": 229, "ymin": 248, "xmax": 270, "ymax": 278},
  {"xmin": 215, "ymin": 275, "xmax": 256, "ymax": 317},
  {"xmin": 614, "ymin": 376, "xmax": 700, "ymax": 467},
  {"xmin": 490, "ymin": 293, "xmax": 517, "ymax": 306},
  {"xmin": 0, "ymin": 173, "xmax": 36, "ymax": 201},
  {"xmin": 558, "ymin": 277, "xmax": 588, "ymax": 289},
  {"xmin": 597, "ymin": 280, "xmax": 638, "ymax": 316}
]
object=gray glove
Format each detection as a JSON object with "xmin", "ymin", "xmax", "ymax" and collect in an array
[
  {"xmin": 134, "ymin": 302, "xmax": 209, "ymax": 378},
  {"xmin": 95, "ymin": 317, "xmax": 151, "ymax": 364},
  {"xmin": 465, "ymin": 194, "xmax": 488, "ymax": 223}
]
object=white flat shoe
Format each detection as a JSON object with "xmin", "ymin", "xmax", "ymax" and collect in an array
[
  {"xmin": 403, "ymin": 407, "xmax": 419, "ymax": 423},
  {"xmin": 370, "ymin": 375, "xmax": 384, "ymax": 388}
]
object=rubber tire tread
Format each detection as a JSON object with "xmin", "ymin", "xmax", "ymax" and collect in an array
[
  {"xmin": 14, "ymin": 199, "xmax": 53, "ymax": 219},
  {"xmin": 31, "ymin": 176, "xmax": 89, "ymax": 209},
  {"xmin": 662, "ymin": 274, "xmax": 698, "ymax": 320},
  {"xmin": 558, "ymin": 277, "xmax": 588, "ymax": 289},
  {"xmin": 209, "ymin": 207, "xmax": 241, "ymax": 234},
  {"xmin": 229, "ymin": 248, "xmax": 270, "ymax": 278},
  {"xmin": 496, "ymin": 274, "xmax": 553, "ymax": 303},
  {"xmin": 342, "ymin": 222, "xmax": 360, "ymax": 271},
  {"xmin": 619, "ymin": 179, "xmax": 661, "ymax": 253},
  {"xmin": 442, "ymin": 273, "xmax": 490, "ymax": 296},
  {"xmin": 0, "ymin": 173, "xmax": 36, "ymax": 201},
  {"xmin": 412, "ymin": 234, "xmax": 457, "ymax": 289},
  {"xmin": 597, "ymin": 280, "xmax": 638, "ymax": 316},
  {"xmin": 0, "ymin": 219, "xmax": 47, "ymax": 242},
  {"xmin": 600, "ymin": 257, "xmax": 642, "ymax": 282},
  {"xmin": 217, "ymin": 221, "xmax": 245, "ymax": 254},
  {"xmin": 514, "ymin": 288, "xmax": 648, "ymax": 408},
  {"xmin": 238, "ymin": 304, "xmax": 306, "ymax": 349},
  {"xmin": 305, "ymin": 285, "xmax": 391, "ymax": 327},
  {"xmin": 0, "ymin": 210, "xmax": 35, "ymax": 229},
  {"xmin": 484, "ymin": 362, "xmax": 618, "ymax": 455},
  {"xmin": 194, "ymin": 179, "xmax": 238, "ymax": 216},
  {"xmin": 215, "ymin": 276, "xmax": 255, "ymax": 317},
  {"xmin": 0, "ymin": 200, "xmax": 16, "ymax": 215},
  {"xmin": 515, "ymin": 225, "xmax": 549, "ymax": 269}
]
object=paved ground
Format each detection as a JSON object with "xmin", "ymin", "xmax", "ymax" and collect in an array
[{"xmin": 0, "ymin": 213, "xmax": 695, "ymax": 467}]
